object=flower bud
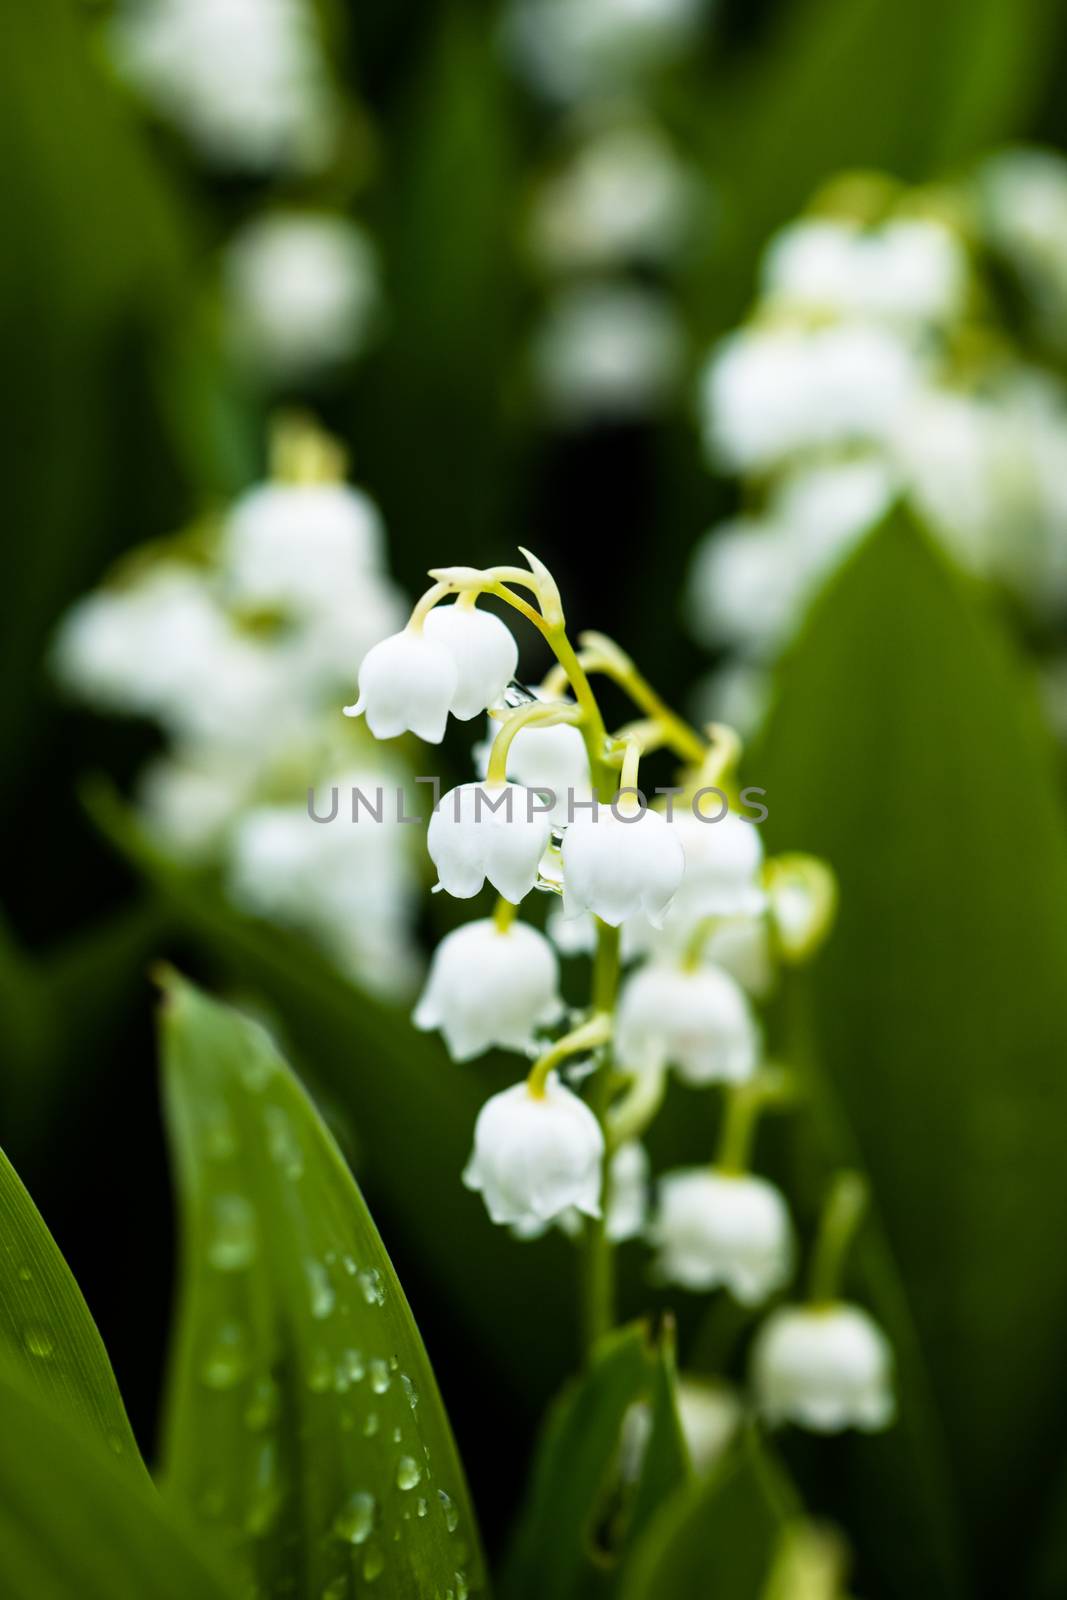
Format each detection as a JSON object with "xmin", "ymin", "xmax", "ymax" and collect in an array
[
  {"xmin": 751, "ymin": 1303, "xmax": 895, "ymax": 1433},
  {"xmin": 615, "ymin": 962, "xmax": 759, "ymax": 1083},
  {"xmin": 345, "ymin": 628, "xmax": 458, "ymax": 743},
  {"xmin": 650, "ymin": 1169, "xmax": 792, "ymax": 1303},
  {"xmin": 424, "ymin": 602, "xmax": 519, "ymax": 720},
  {"xmin": 463, "ymin": 1074, "xmax": 604, "ymax": 1228},
  {"xmin": 562, "ymin": 808, "xmax": 685, "ymax": 927},
  {"xmin": 427, "ymin": 783, "xmax": 552, "ymax": 902},
  {"xmin": 413, "ymin": 918, "xmax": 563, "ymax": 1061}
]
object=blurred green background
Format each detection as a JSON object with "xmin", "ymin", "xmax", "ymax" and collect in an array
[{"xmin": 5, "ymin": 1, "xmax": 1067, "ymax": 1595}]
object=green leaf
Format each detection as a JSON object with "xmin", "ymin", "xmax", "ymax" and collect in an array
[
  {"xmin": 0, "ymin": 1144, "xmax": 146, "ymax": 1479},
  {"xmin": 158, "ymin": 970, "xmax": 487, "ymax": 1600},
  {"xmin": 0, "ymin": 1356, "xmax": 237, "ymax": 1600},
  {"xmin": 502, "ymin": 1322, "xmax": 690, "ymax": 1600},
  {"xmin": 87, "ymin": 783, "xmax": 577, "ymax": 1402},
  {"xmin": 753, "ymin": 509, "xmax": 1067, "ymax": 1592},
  {"xmin": 617, "ymin": 1429, "xmax": 794, "ymax": 1600}
]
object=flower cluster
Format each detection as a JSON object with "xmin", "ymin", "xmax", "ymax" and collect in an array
[
  {"xmin": 54, "ymin": 419, "xmax": 421, "ymax": 998},
  {"xmin": 348, "ymin": 549, "xmax": 894, "ymax": 1438},
  {"xmin": 691, "ymin": 157, "xmax": 1067, "ymax": 735}
]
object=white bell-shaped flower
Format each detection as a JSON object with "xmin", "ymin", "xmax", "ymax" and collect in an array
[
  {"xmin": 428, "ymin": 782, "xmax": 551, "ymax": 902},
  {"xmin": 463, "ymin": 1073, "xmax": 604, "ymax": 1228},
  {"xmin": 344, "ymin": 627, "xmax": 458, "ymax": 743},
  {"xmin": 751, "ymin": 1303, "xmax": 895, "ymax": 1433},
  {"xmin": 476, "ymin": 697, "xmax": 593, "ymax": 827},
  {"xmin": 511, "ymin": 1136, "xmax": 649, "ymax": 1242},
  {"xmin": 615, "ymin": 961, "xmax": 759, "ymax": 1083},
  {"xmin": 650, "ymin": 1169, "xmax": 792, "ymax": 1303},
  {"xmin": 423, "ymin": 602, "xmax": 519, "ymax": 720},
  {"xmin": 676, "ymin": 1378, "xmax": 743, "ymax": 1474},
  {"xmin": 562, "ymin": 807, "xmax": 685, "ymax": 927},
  {"xmin": 222, "ymin": 480, "xmax": 384, "ymax": 614},
  {"xmin": 413, "ymin": 918, "xmax": 563, "ymax": 1060},
  {"xmin": 668, "ymin": 810, "xmax": 766, "ymax": 922}
]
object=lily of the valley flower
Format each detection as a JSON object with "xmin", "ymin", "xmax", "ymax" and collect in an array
[
  {"xmin": 345, "ymin": 627, "xmax": 458, "ymax": 742},
  {"xmin": 427, "ymin": 782, "xmax": 551, "ymax": 902},
  {"xmin": 562, "ymin": 806, "xmax": 685, "ymax": 927},
  {"xmin": 650, "ymin": 1168, "xmax": 792, "ymax": 1302},
  {"xmin": 751, "ymin": 1303, "xmax": 895, "ymax": 1433},
  {"xmin": 675, "ymin": 1378, "xmax": 743, "ymax": 1474},
  {"xmin": 424, "ymin": 600, "xmax": 519, "ymax": 720},
  {"xmin": 668, "ymin": 809, "xmax": 766, "ymax": 922},
  {"xmin": 615, "ymin": 961, "xmax": 759, "ymax": 1083},
  {"xmin": 413, "ymin": 917, "xmax": 563, "ymax": 1060},
  {"xmin": 463, "ymin": 1073, "xmax": 604, "ymax": 1228}
]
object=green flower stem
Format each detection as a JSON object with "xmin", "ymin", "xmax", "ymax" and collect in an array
[
  {"xmin": 492, "ymin": 896, "xmax": 518, "ymax": 934},
  {"xmin": 525, "ymin": 1012, "xmax": 613, "ymax": 1099},
  {"xmin": 485, "ymin": 700, "xmax": 581, "ymax": 787},
  {"xmin": 716, "ymin": 1069, "xmax": 795, "ymax": 1175},
  {"xmin": 581, "ymin": 920, "xmax": 622, "ymax": 1360},
  {"xmin": 808, "ymin": 1171, "xmax": 868, "ymax": 1307},
  {"xmin": 577, "ymin": 631, "xmax": 707, "ymax": 766}
]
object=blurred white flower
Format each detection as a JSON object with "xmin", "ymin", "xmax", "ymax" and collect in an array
[
  {"xmin": 222, "ymin": 481, "xmax": 385, "ymax": 612},
  {"xmin": 413, "ymin": 918, "xmax": 563, "ymax": 1060},
  {"xmin": 529, "ymin": 122, "xmax": 696, "ymax": 272},
  {"xmin": 110, "ymin": 0, "xmax": 339, "ymax": 173},
  {"xmin": 977, "ymin": 148, "xmax": 1067, "ymax": 345},
  {"xmin": 701, "ymin": 915, "xmax": 774, "ymax": 999},
  {"xmin": 463, "ymin": 1073, "xmax": 604, "ymax": 1228},
  {"xmin": 136, "ymin": 753, "xmax": 252, "ymax": 860},
  {"xmin": 751, "ymin": 1303, "xmax": 895, "ymax": 1433},
  {"xmin": 513, "ymin": 1136, "xmax": 649, "ymax": 1242},
  {"xmin": 666, "ymin": 810, "xmax": 766, "ymax": 923},
  {"xmin": 533, "ymin": 284, "xmax": 685, "ymax": 423},
  {"xmin": 650, "ymin": 1168, "xmax": 792, "ymax": 1302},
  {"xmin": 675, "ymin": 1377, "xmax": 743, "ymax": 1474},
  {"xmin": 224, "ymin": 213, "xmax": 379, "ymax": 383},
  {"xmin": 345, "ymin": 628, "xmax": 458, "ymax": 744},
  {"xmin": 615, "ymin": 961, "xmax": 759, "ymax": 1083},
  {"xmin": 504, "ymin": 0, "xmax": 710, "ymax": 101},
  {"xmin": 227, "ymin": 783, "xmax": 419, "ymax": 997},
  {"xmin": 763, "ymin": 216, "xmax": 968, "ymax": 326},
  {"xmin": 702, "ymin": 322, "xmax": 922, "ymax": 472},
  {"xmin": 427, "ymin": 783, "xmax": 552, "ymax": 902},
  {"xmin": 562, "ymin": 808, "xmax": 685, "ymax": 928},
  {"xmin": 424, "ymin": 603, "xmax": 520, "ymax": 721}
]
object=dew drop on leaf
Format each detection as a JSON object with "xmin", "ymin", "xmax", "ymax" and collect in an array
[
  {"xmin": 207, "ymin": 1194, "xmax": 258, "ymax": 1271},
  {"xmin": 199, "ymin": 1322, "xmax": 248, "ymax": 1389},
  {"xmin": 396, "ymin": 1456, "xmax": 421, "ymax": 1491},
  {"xmin": 362, "ymin": 1411, "xmax": 379, "ymax": 1437},
  {"xmin": 244, "ymin": 1377, "xmax": 280, "ymax": 1430},
  {"xmin": 264, "ymin": 1106, "xmax": 304, "ymax": 1179},
  {"xmin": 23, "ymin": 1327, "xmax": 54, "ymax": 1360},
  {"xmin": 368, "ymin": 1358, "xmax": 391, "ymax": 1394},
  {"xmin": 438, "ymin": 1489, "xmax": 459, "ymax": 1534},
  {"xmin": 358, "ymin": 1267, "xmax": 384, "ymax": 1306},
  {"xmin": 362, "ymin": 1544, "xmax": 385, "ymax": 1583},
  {"xmin": 305, "ymin": 1258, "xmax": 335, "ymax": 1319},
  {"xmin": 332, "ymin": 1490, "xmax": 376, "ymax": 1546}
]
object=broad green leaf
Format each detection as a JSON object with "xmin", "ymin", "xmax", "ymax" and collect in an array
[
  {"xmin": 753, "ymin": 510, "xmax": 1067, "ymax": 1592},
  {"xmin": 502, "ymin": 1322, "xmax": 690, "ymax": 1600},
  {"xmin": 0, "ymin": 1356, "xmax": 237, "ymax": 1600},
  {"xmin": 88, "ymin": 783, "xmax": 577, "ymax": 1403},
  {"xmin": 618, "ymin": 1429, "xmax": 794, "ymax": 1600},
  {"xmin": 0, "ymin": 1144, "xmax": 146, "ymax": 1479},
  {"xmin": 158, "ymin": 971, "xmax": 487, "ymax": 1600}
]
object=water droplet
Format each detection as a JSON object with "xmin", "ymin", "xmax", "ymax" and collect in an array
[
  {"xmin": 208, "ymin": 1194, "xmax": 258, "ymax": 1271},
  {"xmin": 416, "ymin": 1498, "xmax": 428, "ymax": 1519},
  {"xmin": 305, "ymin": 1258, "xmax": 335, "ymax": 1319},
  {"xmin": 17, "ymin": 1266, "xmax": 32, "ymax": 1284},
  {"xmin": 106, "ymin": 1431, "xmax": 124, "ymax": 1456},
  {"xmin": 306, "ymin": 1348, "xmax": 333, "ymax": 1393},
  {"xmin": 438, "ymin": 1490, "xmax": 459, "ymax": 1534},
  {"xmin": 23, "ymin": 1327, "xmax": 54, "ymax": 1360},
  {"xmin": 396, "ymin": 1457, "xmax": 421, "ymax": 1492},
  {"xmin": 239, "ymin": 1036, "xmax": 276, "ymax": 1092},
  {"xmin": 199, "ymin": 1322, "xmax": 248, "ymax": 1389},
  {"xmin": 358, "ymin": 1268, "xmax": 384, "ymax": 1307},
  {"xmin": 244, "ymin": 1442, "xmax": 282, "ymax": 1536},
  {"xmin": 333, "ymin": 1491, "xmax": 376, "ymax": 1545},
  {"xmin": 204, "ymin": 1099, "xmax": 238, "ymax": 1160},
  {"xmin": 391, "ymin": 1427, "xmax": 402, "ymax": 1445},
  {"xmin": 339, "ymin": 1349, "xmax": 364, "ymax": 1386},
  {"xmin": 244, "ymin": 1377, "xmax": 280, "ymax": 1431},
  {"xmin": 368, "ymin": 1359, "xmax": 390, "ymax": 1395},
  {"xmin": 362, "ymin": 1411, "xmax": 379, "ymax": 1438},
  {"xmin": 321, "ymin": 1579, "xmax": 348, "ymax": 1600},
  {"xmin": 264, "ymin": 1106, "xmax": 303, "ymax": 1179},
  {"xmin": 455, "ymin": 1572, "xmax": 469, "ymax": 1600},
  {"xmin": 401, "ymin": 1374, "xmax": 419, "ymax": 1410},
  {"xmin": 341, "ymin": 1255, "xmax": 358, "ymax": 1276},
  {"xmin": 361, "ymin": 1545, "xmax": 385, "ymax": 1583}
]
